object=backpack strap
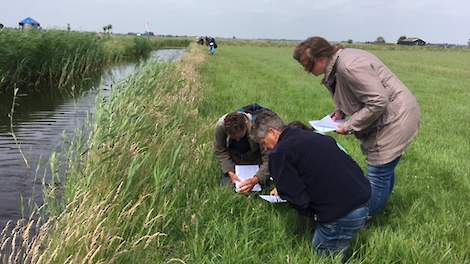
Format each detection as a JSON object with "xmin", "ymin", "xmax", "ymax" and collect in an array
[{"xmin": 237, "ymin": 103, "xmax": 272, "ymax": 123}]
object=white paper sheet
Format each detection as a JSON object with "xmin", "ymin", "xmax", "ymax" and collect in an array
[
  {"xmin": 259, "ymin": 195, "xmax": 287, "ymax": 203},
  {"xmin": 309, "ymin": 114, "xmax": 345, "ymax": 133},
  {"xmin": 235, "ymin": 165, "xmax": 262, "ymax": 192}
]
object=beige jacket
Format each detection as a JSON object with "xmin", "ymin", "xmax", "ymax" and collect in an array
[
  {"xmin": 323, "ymin": 48, "xmax": 420, "ymax": 165},
  {"xmin": 213, "ymin": 113, "xmax": 269, "ymax": 183}
]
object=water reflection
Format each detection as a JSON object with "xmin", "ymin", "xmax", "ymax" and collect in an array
[
  {"xmin": 0, "ymin": 49, "xmax": 185, "ymax": 229},
  {"xmin": 0, "ymin": 63, "xmax": 136, "ymax": 228}
]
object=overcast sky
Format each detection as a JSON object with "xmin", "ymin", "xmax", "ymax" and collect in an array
[{"xmin": 2, "ymin": 0, "xmax": 470, "ymax": 44}]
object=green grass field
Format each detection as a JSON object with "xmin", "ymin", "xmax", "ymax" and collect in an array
[
  {"xmin": 4, "ymin": 43, "xmax": 469, "ymax": 263},
  {"xmin": 197, "ymin": 45, "xmax": 470, "ymax": 263}
]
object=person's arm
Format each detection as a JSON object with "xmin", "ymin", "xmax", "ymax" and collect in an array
[
  {"xmin": 341, "ymin": 61, "xmax": 389, "ymax": 133},
  {"xmin": 254, "ymin": 146, "xmax": 269, "ymax": 184},
  {"xmin": 238, "ymin": 142, "xmax": 269, "ymax": 192},
  {"xmin": 213, "ymin": 121, "xmax": 236, "ymax": 179},
  {"xmin": 270, "ymin": 151, "xmax": 310, "ymax": 215}
]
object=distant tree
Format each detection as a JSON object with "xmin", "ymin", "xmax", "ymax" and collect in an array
[
  {"xmin": 347, "ymin": 39, "xmax": 353, "ymax": 44},
  {"xmin": 67, "ymin": 23, "xmax": 71, "ymax": 32},
  {"xmin": 0, "ymin": 24, "xmax": 4, "ymax": 29},
  {"xmin": 468, "ymin": 38, "xmax": 470, "ymax": 47},
  {"xmin": 375, "ymin": 36, "xmax": 386, "ymax": 44},
  {"xmin": 398, "ymin": 35, "xmax": 407, "ymax": 43}
]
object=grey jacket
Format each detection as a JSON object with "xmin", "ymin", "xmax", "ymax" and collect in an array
[
  {"xmin": 323, "ymin": 48, "xmax": 420, "ymax": 165},
  {"xmin": 213, "ymin": 113, "xmax": 269, "ymax": 183}
]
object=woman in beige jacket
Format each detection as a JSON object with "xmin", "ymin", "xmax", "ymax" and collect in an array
[{"xmin": 293, "ymin": 36, "xmax": 420, "ymax": 216}]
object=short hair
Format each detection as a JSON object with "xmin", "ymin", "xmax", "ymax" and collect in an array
[
  {"xmin": 251, "ymin": 111, "xmax": 285, "ymax": 142},
  {"xmin": 293, "ymin": 36, "xmax": 344, "ymax": 70},
  {"xmin": 224, "ymin": 112, "xmax": 248, "ymax": 136},
  {"xmin": 287, "ymin": 120, "xmax": 315, "ymax": 131}
]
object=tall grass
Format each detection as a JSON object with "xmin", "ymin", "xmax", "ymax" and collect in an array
[
  {"xmin": 0, "ymin": 43, "xmax": 208, "ymax": 263},
  {"xmin": 0, "ymin": 31, "xmax": 191, "ymax": 100},
  {"xmin": 2, "ymin": 42, "xmax": 469, "ymax": 263},
  {"xmin": 102, "ymin": 36, "xmax": 190, "ymax": 63},
  {"xmin": 149, "ymin": 37, "xmax": 191, "ymax": 50},
  {"xmin": 102, "ymin": 35, "xmax": 153, "ymax": 63},
  {"xmin": 0, "ymin": 30, "xmax": 106, "ymax": 97}
]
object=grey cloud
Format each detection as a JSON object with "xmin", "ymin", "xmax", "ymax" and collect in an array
[{"xmin": 2, "ymin": 0, "xmax": 469, "ymax": 44}]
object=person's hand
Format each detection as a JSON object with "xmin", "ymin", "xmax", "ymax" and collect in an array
[
  {"xmin": 237, "ymin": 176, "xmax": 259, "ymax": 193},
  {"xmin": 270, "ymin": 188, "xmax": 279, "ymax": 196},
  {"xmin": 335, "ymin": 124, "xmax": 349, "ymax": 135},
  {"xmin": 227, "ymin": 171, "xmax": 240, "ymax": 184},
  {"xmin": 330, "ymin": 110, "xmax": 345, "ymax": 121}
]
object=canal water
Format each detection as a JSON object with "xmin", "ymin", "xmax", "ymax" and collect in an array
[{"xmin": 0, "ymin": 49, "xmax": 185, "ymax": 230}]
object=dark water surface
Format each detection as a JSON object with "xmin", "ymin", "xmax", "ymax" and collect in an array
[{"xmin": 0, "ymin": 49, "xmax": 185, "ymax": 229}]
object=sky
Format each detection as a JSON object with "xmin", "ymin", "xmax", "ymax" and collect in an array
[{"xmin": 2, "ymin": 0, "xmax": 470, "ymax": 44}]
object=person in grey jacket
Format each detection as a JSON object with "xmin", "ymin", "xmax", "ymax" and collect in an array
[
  {"xmin": 293, "ymin": 36, "xmax": 420, "ymax": 216},
  {"xmin": 214, "ymin": 111, "xmax": 269, "ymax": 192}
]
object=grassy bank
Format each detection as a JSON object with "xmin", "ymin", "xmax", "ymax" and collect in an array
[
  {"xmin": 102, "ymin": 36, "xmax": 190, "ymax": 63},
  {"xmin": 0, "ymin": 44, "xmax": 210, "ymax": 263},
  {"xmin": 102, "ymin": 35, "xmax": 153, "ymax": 63},
  {"xmin": 0, "ymin": 30, "xmax": 106, "ymax": 97},
  {"xmin": 2, "ymin": 42, "xmax": 469, "ymax": 263},
  {"xmin": 0, "ymin": 31, "xmax": 191, "ymax": 99},
  {"xmin": 149, "ymin": 37, "xmax": 192, "ymax": 50}
]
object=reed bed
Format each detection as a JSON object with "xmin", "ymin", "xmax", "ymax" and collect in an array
[
  {"xmin": 0, "ymin": 30, "xmax": 191, "ymax": 100},
  {"xmin": 1, "ymin": 43, "xmax": 209, "ymax": 263},
  {"xmin": 0, "ymin": 30, "xmax": 106, "ymax": 97}
]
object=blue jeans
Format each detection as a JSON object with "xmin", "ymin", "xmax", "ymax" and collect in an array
[
  {"xmin": 312, "ymin": 206, "xmax": 368, "ymax": 257},
  {"xmin": 209, "ymin": 46, "xmax": 216, "ymax": 55},
  {"xmin": 367, "ymin": 156, "xmax": 401, "ymax": 216}
]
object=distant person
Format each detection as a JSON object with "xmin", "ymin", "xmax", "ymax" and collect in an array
[
  {"xmin": 214, "ymin": 104, "xmax": 272, "ymax": 192},
  {"xmin": 293, "ymin": 36, "xmax": 420, "ymax": 216},
  {"xmin": 208, "ymin": 37, "xmax": 217, "ymax": 55},
  {"xmin": 197, "ymin": 36, "xmax": 204, "ymax": 45},
  {"xmin": 251, "ymin": 111, "xmax": 370, "ymax": 258}
]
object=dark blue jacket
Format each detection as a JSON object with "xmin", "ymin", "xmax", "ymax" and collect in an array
[{"xmin": 269, "ymin": 127, "xmax": 370, "ymax": 223}]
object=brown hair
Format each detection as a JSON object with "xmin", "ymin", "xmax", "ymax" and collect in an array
[
  {"xmin": 224, "ymin": 112, "xmax": 248, "ymax": 136},
  {"xmin": 286, "ymin": 121, "xmax": 315, "ymax": 131},
  {"xmin": 293, "ymin": 36, "xmax": 344, "ymax": 69}
]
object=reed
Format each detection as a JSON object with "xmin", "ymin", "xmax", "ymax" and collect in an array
[
  {"xmin": 0, "ymin": 31, "xmax": 191, "ymax": 100},
  {"xmin": 0, "ymin": 43, "xmax": 208, "ymax": 263},
  {"xmin": 102, "ymin": 35, "xmax": 153, "ymax": 63},
  {"xmin": 0, "ymin": 30, "xmax": 106, "ymax": 97}
]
